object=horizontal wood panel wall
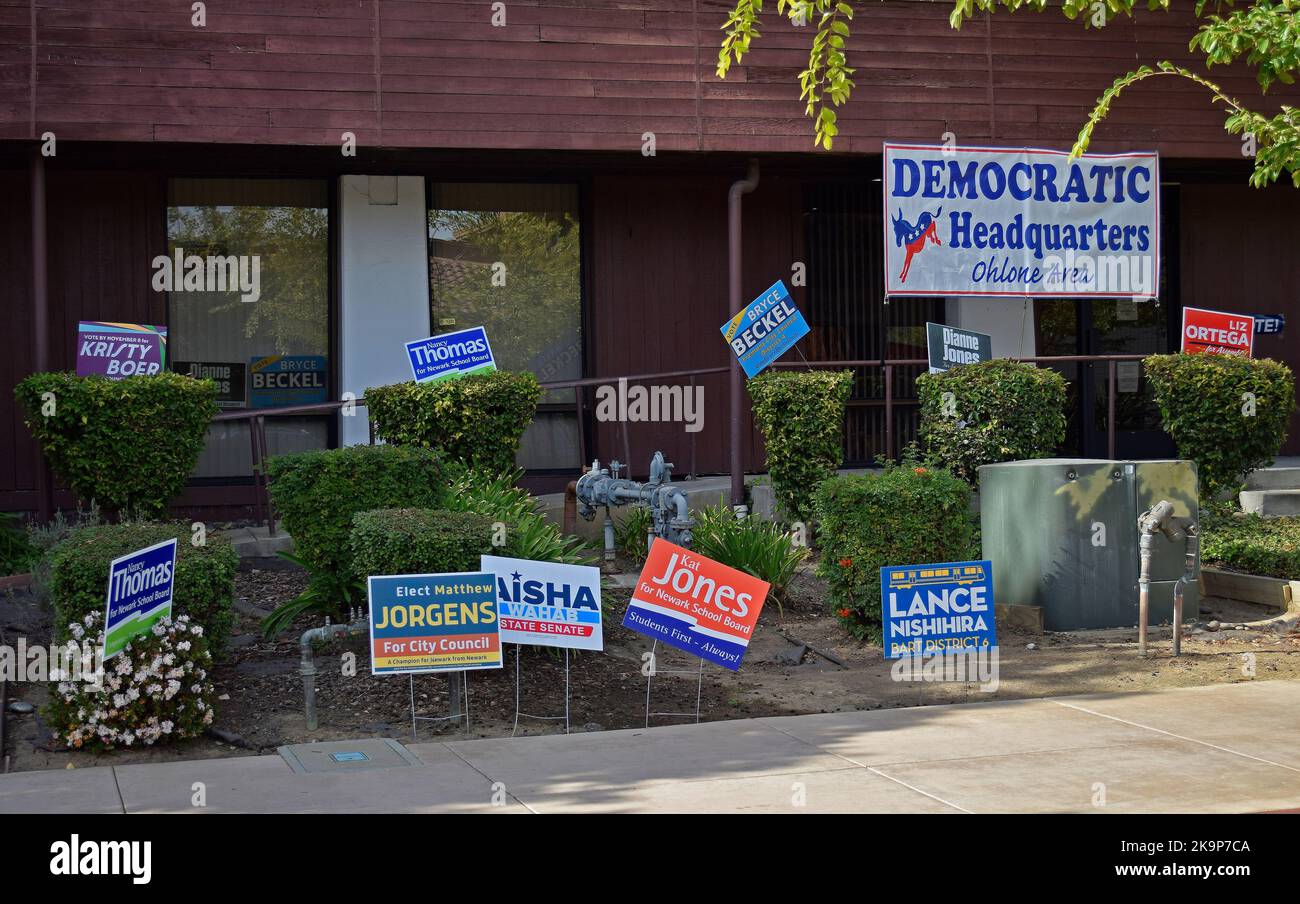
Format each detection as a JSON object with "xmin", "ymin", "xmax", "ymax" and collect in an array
[{"xmin": 1, "ymin": 0, "xmax": 1295, "ymax": 156}]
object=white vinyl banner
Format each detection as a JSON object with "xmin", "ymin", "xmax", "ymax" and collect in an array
[{"xmin": 883, "ymin": 144, "xmax": 1159, "ymax": 299}]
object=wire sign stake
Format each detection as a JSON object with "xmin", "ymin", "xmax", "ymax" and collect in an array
[
  {"xmin": 643, "ymin": 639, "xmax": 704, "ymax": 728},
  {"xmin": 511, "ymin": 645, "xmax": 571, "ymax": 736},
  {"xmin": 408, "ymin": 671, "xmax": 471, "ymax": 741}
]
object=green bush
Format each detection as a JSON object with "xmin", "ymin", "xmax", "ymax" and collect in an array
[
  {"xmin": 266, "ymin": 444, "xmax": 449, "ymax": 582},
  {"xmin": 442, "ymin": 467, "xmax": 586, "ymax": 563},
  {"xmin": 748, "ymin": 369, "xmax": 854, "ymax": 524},
  {"xmin": 350, "ymin": 509, "xmax": 499, "ymax": 578},
  {"xmin": 14, "ymin": 372, "xmax": 218, "ymax": 517},
  {"xmin": 615, "ymin": 506, "xmax": 654, "ymax": 565},
  {"xmin": 366, "ymin": 371, "xmax": 542, "ymax": 476},
  {"xmin": 1201, "ymin": 507, "xmax": 1300, "ymax": 580},
  {"xmin": 917, "ymin": 359, "xmax": 1067, "ymax": 484},
  {"xmin": 814, "ymin": 464, "xmax": 978, "ymax": 642},
  {"xmin": 1145, "ymin": 353, "xmax": 1295, "ymax": 500},
  {"xmin": 1, "ymin": 512, "xmax": 37, "ymax": 577},
  {"xmin": 49, "ymin": 522, "xmax": 237, "ymax": 653},
  {"xmin": 691, "ymin": 503, "xmax": 806, "ymax": 612}
]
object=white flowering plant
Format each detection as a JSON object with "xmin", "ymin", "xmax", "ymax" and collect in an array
[{"xmin": 46, "ymin": 611, "xmax": 216, "ymax": 752}]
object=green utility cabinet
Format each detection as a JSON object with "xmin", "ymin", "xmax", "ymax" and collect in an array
[{"xmin": 979, "ymin": 459, "xmax": 1199, "ymax": 631}]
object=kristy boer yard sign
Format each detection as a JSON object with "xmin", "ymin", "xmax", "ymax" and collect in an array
[{"xmin": 884, "ymin": 144, "xmax": 1159, "ymax": 299}]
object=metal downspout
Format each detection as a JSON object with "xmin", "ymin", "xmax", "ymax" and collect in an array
[{"xmin": 728, "ymin": 160, "xmax": 759, "ymax": 515}]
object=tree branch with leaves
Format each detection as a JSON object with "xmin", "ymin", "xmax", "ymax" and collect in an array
[{"xmin": 716, "ymin": 0, "xmax": 1300, "ymax": 186}]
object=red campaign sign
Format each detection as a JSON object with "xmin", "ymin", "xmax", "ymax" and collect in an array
[{"xmin": 1181, "ymin": 307, "xmax": 1253, "ymax": 358}]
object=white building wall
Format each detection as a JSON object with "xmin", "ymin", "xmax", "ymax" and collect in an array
[
  {"xmin": 944, "ymin": 297, "xmax": 1037, "ymax": 359},
  {"xmin": 338, "ymin": 175, "xmax": 430, "ymax": 446}
]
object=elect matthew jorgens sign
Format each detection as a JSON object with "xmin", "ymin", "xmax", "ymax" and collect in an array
[{"xmin": 884, "ymin": 144, "xmax": 1159, "ymax": 299}]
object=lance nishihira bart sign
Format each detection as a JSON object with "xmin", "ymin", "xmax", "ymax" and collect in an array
[
  {"xmin": 721, "ymin": 280, "xmax": 811, "ymax": 379},
  {"xmin": 881, "ymin": 560, "xmax": 997, "ymax": 659},
  {"xmin": 103, "ymin": 539, "xmax": 177, "ymax": 660}
]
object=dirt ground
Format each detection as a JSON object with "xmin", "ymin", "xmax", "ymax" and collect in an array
[{"xmin": 4, "ymin": 559, "xmax": 1299, "ymax": 773}]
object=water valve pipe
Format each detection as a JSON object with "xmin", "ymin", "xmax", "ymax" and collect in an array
[
  {"xmin": 575, "ymin": 451, "xmax": 695, "ymax": 562},
  {"xmin": 1136, "ymin": 500, "xmax": 1199, "ymax": 658}
]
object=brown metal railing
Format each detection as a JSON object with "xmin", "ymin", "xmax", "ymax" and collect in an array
[{"xmin": 212, "ymin": 355, "xmax": 1149, "ymax": 530}]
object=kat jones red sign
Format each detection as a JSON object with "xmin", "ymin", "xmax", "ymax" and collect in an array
[{"xmin": 1181, "ymin": 307, "xmax": 1253, "ymax": 358}]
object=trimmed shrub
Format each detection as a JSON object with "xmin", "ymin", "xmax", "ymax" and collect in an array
[
  {"xmin": 748, "ymin": 369, "xmax": 854, "ymax": 524},
  {"xmin": 1201, "ymin": 507, "xmax": 1300, "ymax": 580},
  {"xmin": 917, "ymin": 359, "xmax": 1067, "ymax": 484},
  {"xmin": 814, "ymin": 464, "xmax": 978, "ymax": 642},
  {"xmin": 691, "ymin": 503, "xmax": 806, "ymax": 612},
  {"xmin": 350, "ymin": 508, "xmax": 498, "ymax": 578},
  {"xmin": 365, "ymin": 371, "xmax": 542, "ymax": 476},
  {"xmin": 1145, "ymin": 353, "xmax": 1295, "ymax": 499},
  {"xmin": 1, "ymin": 512, "xmax": 37, "ymax": 577},
  {"xmin": 442, "ymin": 467, "xmax": 586, "ymax": 563},
  {"xmin": 266, "ymin": 444, "xmax": 449, "ymax": 582},
  {"xmin": 46, "ymin": 611, "xmax": 215, "ymax": 751},
  {"xmin": 14, "ymin": 372, "xmax": 218, "ymax": 517},
  {"xmin": 49, "ymin": 522, "xmax": 238, "ymax": 653}
]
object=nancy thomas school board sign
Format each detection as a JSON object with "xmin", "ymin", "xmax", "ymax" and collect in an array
[{"xmin": 884, "ymin": 144, "xmax": 1159, "ymax": 299}]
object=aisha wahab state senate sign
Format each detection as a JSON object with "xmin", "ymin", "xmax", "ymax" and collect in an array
[{"xmin": 884, "ymin": 144, "xmax": 1159, "ymax": 300}]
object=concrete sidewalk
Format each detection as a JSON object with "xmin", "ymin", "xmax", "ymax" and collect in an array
[{"xmin": 4, "ymin": 681, "xmax": 1299, "ymax": 814}]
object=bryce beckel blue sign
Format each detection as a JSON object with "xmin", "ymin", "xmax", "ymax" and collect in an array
[
  {"xmin": 721, "ymin": 280, "xmax": 811, "ymax": 379},
  {"xmin": 249, "ymin": 355, "xmax": 327, "ymax": 408},
  {"xmin": 104, "ymin": 538, "xmax": 177, "ymax": 660},
  {"xmin": 405, "ymin": 326, "xmax": 497, "ymax": 383},
  {"xmin": 881, "ymin": 560, "xmax": 997, "ymax": 659}
]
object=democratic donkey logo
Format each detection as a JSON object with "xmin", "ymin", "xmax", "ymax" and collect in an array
[{"xmin": 891, "ymin": 207, "xmax": 943, "ymax": 284}]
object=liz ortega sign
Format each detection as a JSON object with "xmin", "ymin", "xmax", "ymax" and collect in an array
[
  {"xmin": 1181, "ymin": 307, "xmax": 1254, "ymax": 358},
  {"xmin": 482, "ymin": 555, "xmax": 603, "ymax": 651},
  {"xmin": 622, "ymin": 540, "xmax": 768, "ymax": 671},
  {"xmin": 368, "ymin": 572, "xmax": 502, "ymax": 675},
  {"xmin": 884, "ymin": 144, "xmax": 1159, "ymax": 299},
  {"xmin": 104, "ymin": 539, "xmax": 177, "ymax": 660},
  {"xmin": 721, "ymin": 280, "xmax": 811, "ymax": 379},
  {"xmin": 881, "ymin": 560, "xmax": 997, "ymax": 659}
]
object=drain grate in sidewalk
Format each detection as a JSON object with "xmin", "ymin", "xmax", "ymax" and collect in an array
[{"xmin": 277, "ymin": 738, "xmax": 424, "ymax": 774}]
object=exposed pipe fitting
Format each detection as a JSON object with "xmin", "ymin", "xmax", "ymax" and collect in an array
[
  {"xmin": 1136, "ymin": 501, "xmax": 1199, "ymax": 659},
  {"xmin": 575, "ymin": 451, "xmax": 696, "ymax": 563},
  {"xmin": 301, "ymin": 610, "xmax": 370, "ymax": 730}
]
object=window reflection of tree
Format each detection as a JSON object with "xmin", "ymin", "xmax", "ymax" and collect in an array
[{"xmin": 167, "ymin": 204, "xmax": 328, "ymax": 356}]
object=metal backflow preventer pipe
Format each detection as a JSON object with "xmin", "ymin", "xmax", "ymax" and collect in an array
[
  {"xmin": 1136, "ymin": 501, "xmax": 1199, "ymax": 658},
  {"xmin": 301, "ymin": 610, "xmax": 370, "ymax": 730}
]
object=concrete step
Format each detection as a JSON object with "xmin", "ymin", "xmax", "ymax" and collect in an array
[
  {"xmin": 1239, "ymin": 489, "xmax": 1300, "ymax": 518},
  {"xmin": 1245, "ymin": 466, "xmax": 1300, "ymax": 492},
  {"xmin": 226, "ymin": 525, "xmax": 295, "ymax": 559}
]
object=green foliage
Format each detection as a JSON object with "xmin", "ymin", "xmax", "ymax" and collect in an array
[
  {"xmin": 1144, "ymin": 353, "xmax": 1295, "ymax": 499},
  {"xmin": 814, "ymin": 463, "xmax": 978, "ymax": 642},
  {"xmin": 260, "ymin": 550, "xmax": 364, "ymax": 640},
  {"xmin": 615, "ymin": 506, "xmax": 655, "ymax": 565},
  {"xmin": 365, "ymin": 371, "xmax": 542, "ymax": 476},
  {"xmin": 691, "ymin": 504, "xmax": 807, "ymax": 612},
  {"xmin": 49, "ymin": 522, "xmax": 237, "ymax": 653},
  {"xmin": 917, "ymin": 359, "xmax": 1068, "ymax": 484},
  {"xmin": 748, "ymin": 369, "xmax": 854, "ymax": 524},
  {"xmin": 1201, "ymin": 507, "xmax": 1300, "ymax": 580},
  {"xmin": 1, "ymin": 512, "xmax": 37, "ymax": 577},
  {"xmin": 46, "ymin": 610, "xmax": 215, "ymax": 752},
  {"xmin": 717, "ymin": 1, "xmax": 1300, "ymax": 187},
  {"xmin": 14, "ymin": 372, "xmax": 218, "ymax": 518},
  {"xmin": 349, "ymin": 509, "xmax": 499, "ymax": 578},
  {"xmin": 26, "ymin": 504, "xmax": 104, "ymax": 606},
  {"xmin": 442, "ymin": 467, "xmax": 586, "ymax": 563},
  {"xmin": 266, "ymin": 444, "xmax": 449, "ymax": 583}
]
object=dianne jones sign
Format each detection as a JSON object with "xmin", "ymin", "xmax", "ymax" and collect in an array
[{"xmin": 884, "ymin": 144, "xmax": 1159, "ymax": 299}]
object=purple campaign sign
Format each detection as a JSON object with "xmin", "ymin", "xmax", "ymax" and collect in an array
[{"xmin": 76, "ymin": 322, "xmax": 168, "ymax": 379}]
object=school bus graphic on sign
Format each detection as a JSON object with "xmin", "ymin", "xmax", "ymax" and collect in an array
[{"xmin": 887, "ymin": 563, "xmax": 987, "ymax": 591}]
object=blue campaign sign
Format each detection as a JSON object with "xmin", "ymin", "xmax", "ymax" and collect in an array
[
  {"xmin": 720, "ymin": 280, "xmax": 811, "ymax": 379},
  {"xmin": 1255, "ymin": 314, "xmax": 1285, "ymax": 336},
  {"xmin": 248, "ymin": 355, "xmax": 327, "ymax": 408},
  {"xmin": 103, "ymin": 539, "xmax": 177, "ymax": 660},
  {"xmin": 405, "ymin": 326, "xmax": 497, "ymax": 383},
  {"xmin": 880, "ymin": 560, "xmax": 997, "ymax": 659}
]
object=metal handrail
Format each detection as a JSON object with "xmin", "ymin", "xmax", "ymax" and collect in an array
[{"xmin": 212, "ymin": 354, "xmax": 1154, "ymax": 530}]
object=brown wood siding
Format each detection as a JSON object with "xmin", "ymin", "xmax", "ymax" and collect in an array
[
  {"xmin": 1179, "ymin": 183, "xmax": 1300, "ymax": 455},
  {"xmin": 1, "ymin": 1, "xmax": 1294, "ymax": 156}
]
